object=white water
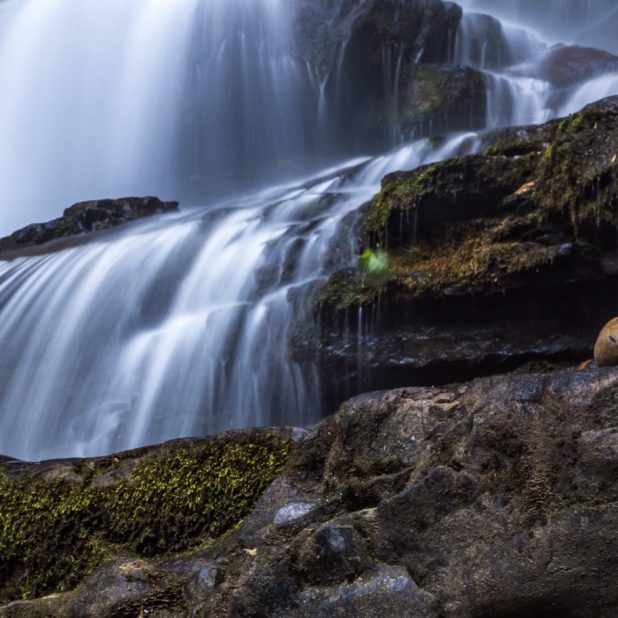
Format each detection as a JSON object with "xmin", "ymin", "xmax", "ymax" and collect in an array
[
  {"xmin": 0, "ymin": 138, "xmax": 473, "ymax": 460},
  {"xmin": 458, "ymin": 0, "xmax": 618, "ymax": 49},
  {"xmin": 454, "ymin": 0, "xmax": 618, "ymax": 130},
  {"xmin": 0, "ymin": 0, "xmax": 201, "ymax": 235},
  {"xmin": 0, "ymin": 0, "xmax": 321, "ymax": 235},
  {"xmin": 0, "ymin": 0, "xmax": 618, "ymax": 460},
  {"xmin": 560, "ymin": 72, "xmax": 618, "ymax": 116}
]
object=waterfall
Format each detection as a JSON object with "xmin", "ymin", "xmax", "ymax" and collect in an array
[
  {"xmin": 0, "ymin": 141, "xmax": 475, "ymax": 461},
  {"xmin": 182, "ymin": 0, "xmax": 316, "ymax": 198},
  {"xmin": 0, "ymin": 0, "xmax": 202, "ymax": 236},
  {"xmin": 1, "ymin": 0, "xmax": 618, "ymax": 461},
  {"xmin": 560, "ymin": 72, "xmax": 618, "ymax": 116},
  {"xmin": 458, "ymin": 0, "xmax": 618, "ymax": 49}
]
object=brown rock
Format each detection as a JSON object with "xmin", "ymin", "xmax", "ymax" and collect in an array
[{"xmin": 594, "ymin": 317, "xmax": 618, "ymax": 367}]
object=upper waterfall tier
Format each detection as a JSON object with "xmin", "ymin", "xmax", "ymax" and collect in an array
[
  {"xmin": 0, "ymin": 0, "xmax": 617, "ymax": 234},
  {"xmin": 458, "ymin": 0, "xmax": 618, "ymax": 53}
]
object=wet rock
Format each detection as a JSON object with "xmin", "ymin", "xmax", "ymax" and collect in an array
[
  {"xmin": 66, "ymin": 560, "xmax": 153, "ymax": 618},
  {"xmin": 0, "ymin": 196, "xmax": 178, "ymax": 255},
  {"xmin": 397, "ymin": 64, "xmax": 487, "ymax": 135},
  {"xmin": 295, "ymin": 565, "xmax": 438, "ymax": 618},
  {"xmin": 318, "ymin": 96, "xmax": 618, "ymax": 404},
  {"xmin": 294, "ymin": 0, "xmax": 463, "ymax": 149},
  {"xmin": 456, "ymin": 12, "xmax": 514, "ymax": 70},
  {"xmin": 329, "ymin": 96, "xmax": 618, "ymax": 299},
  {"xmin": 533, "ymin": 45, "xmax": 618, "ymax": 88},
  {"xmin": 274, "ymin": 502, "xmax": 319, "ymax": 526},
  {"xmin": 4, "ymin": 368, "xmax": 618, "ymax": 616},
  {"xmin": 295, "ymin": 523, "xmax": 371, "ymax": 585},
  {"xmin": 184, "ymin": 565, "xmax": 219, "ymax": 603},
  {"xmin": 0, "ymin": 431, "xmax": 291, "ymax": 604}
]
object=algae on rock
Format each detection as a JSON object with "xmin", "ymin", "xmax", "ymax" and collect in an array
[{"xmin": 0, "ymin": 432, "xmax": 291, "ymax": 602}]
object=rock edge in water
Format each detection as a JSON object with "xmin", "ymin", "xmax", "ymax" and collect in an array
[
  {"xmin": 2, "ymin": 367, "xmax": 618, "ymax": 617},
  {"xmin": 0, "ymin": 196, "xmax": 179, "ymax": 255},
  {"xmin": 316, "ymin": 95, "xmax": 618, "ymax": 407}
]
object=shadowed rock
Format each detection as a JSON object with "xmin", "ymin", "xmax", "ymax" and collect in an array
[
  {"xmin": 0, "ymin": 197, "xmax": 178, "ymax": 255},
  {"xmin": 2, "ymin": 368, "xmax": 618, "ymax": 616}
]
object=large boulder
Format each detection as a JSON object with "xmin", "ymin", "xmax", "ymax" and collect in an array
[
  {"xmin": 0, "ymin": 197, "xmax": 178, "ymax": 255},
  {"xmin": 523, "ymin": 45, "xmax": 618, "ymax": 88},
  {"xmin": 317, "ymin": 96, "xmax": 618, "ymax": 402},
  {"xmin": 3, "ymin": 367, "xmax": 618, "ymax": 616}
]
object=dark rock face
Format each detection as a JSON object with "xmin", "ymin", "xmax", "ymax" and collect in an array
[
  {"xmin": 318, "ymin": 96, "xmax": 618, "ymax": 404},
  {"xmin": 0, "ymin": 197, "xmax": 178, "ymax": 255},
  {"xmin": 0, "ymin": 431, "xmax": 291, "ymax": 604},
  {"xmin": 456, "ymin": 12, "xmax": 514, "ymax": 70},
  {"xmin": 529, "ymin": 45, "xmax": 618, "ymax": 87},
  {"xmin": 295, "ymin": 0, "xmax": 464, "ymax": 148},
  {"xmin": 3, "ymin": 368, "xmax": 618, "ymax": 616},
  {"xmin": 397, "ymin": 64, "xmax": 487, "ymax": 135}
]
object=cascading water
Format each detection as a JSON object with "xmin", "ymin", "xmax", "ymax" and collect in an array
[
  {"xmin": 0, "ymin": 142, "xmax": 475, "ymax": 461},
  {"xmin": 1, "ymin": 0, "xmax": 618, "ymax": 461},
  {"xmin": 458, "ymin": 0, "xmax": 618, "ymax": 48},
  {"xmin": 180, "ymin": 0, "xmax": 319, "ymax": 197},
  {"xmin": 0, "ymin": 0, "xmax": 201, "ymax": 236}
]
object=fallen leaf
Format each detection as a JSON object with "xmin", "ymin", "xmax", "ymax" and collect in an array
[{"xmin": 514, "ymin": 181, "xmax": 535, "ymax": 196}]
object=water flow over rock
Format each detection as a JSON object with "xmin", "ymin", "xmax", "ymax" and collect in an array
[
  {"xmin": 0, "ymin": 0, "xmax": 618, "ymax": 460},
  {"xmin": 0, "ymin": 0, "xmax": 201, "ymax": 235},
  {"xmin": 0, "ymin": 142, "xmax": 475, "ymax": 460}
]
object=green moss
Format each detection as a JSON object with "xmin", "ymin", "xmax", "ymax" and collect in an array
[
  {"xmin": 322, "ymin": 97, "xmax": 618, "ymax": 308},
  {"xmin": 407, "ymin": 66, "xmax": 449, "ymax": 118},
  {"xmin": 557, "ymin": 110, "xmax": 586, "ymax": 135},
  {"xmin": 389, "ymin": 220, "xmax": 567, "ymax": 295},
  {"xmin": 364, "ymin": 164, "xmax": 443, "ymax": 235},
  {"xmin": 535, "ymin": 137, "xmax": 618, "ymax": 235},
  {"xmin": 317, "ymin": 270, "xmax": 383, "ymax": 309},
  {"xmin": 0, "ymin": 433, "xmax": 291, "ymax": 602},
  {"xmin": 483, "ymin": 143, "xmax": 503, "ymax": 157}
]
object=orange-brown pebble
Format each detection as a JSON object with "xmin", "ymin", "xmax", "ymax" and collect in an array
[{"xmin": 594, "ymin": 317, "xmax": 618, "ymax": 367}]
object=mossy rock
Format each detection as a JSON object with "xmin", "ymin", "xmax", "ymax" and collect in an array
[
  {"xmin": 399, "ymin": 65, "xmax": 487, "ymax": 133},
  {"xmin": 321, "ymin": 96, "xmax": 618, "ymax": 307},
  {"xmin": 0, "ymin": 431, "xmax": 291, "ymax": 602}
]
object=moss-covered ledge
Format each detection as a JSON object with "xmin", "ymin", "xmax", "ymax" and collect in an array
[
  {"xmin": 319, "ymin": 96, "xmax": 618, "ymax": 309},
  {"xmin": 0, "ymin": 431, "xmax": 291, "ymax": 603}
]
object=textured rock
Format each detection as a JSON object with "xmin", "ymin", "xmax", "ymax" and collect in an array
[
  {"xmin": 294, "ymin": 0, "xmax": 463, "ymax": 148},
  {"xmin": 3, "ymin": 368, "xmax": 618, "ymax": 616},
  {"xmin": 532, "ymin": 45, "xmax": 618, "ymax": 87},
  {"xmin": 0, "ymin": 431, "xmax": 291, "ymax": 603},
  {"xmin": 396, "ymin": 64, "xmax": 487, "ymax": 135},
  {"xmin": 318, "ymin": 96, "xmax": 618, "ymax": 403},
  {"xmin": 0, "ymin": 196, "xmax": 178, "ymax": 255}
]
